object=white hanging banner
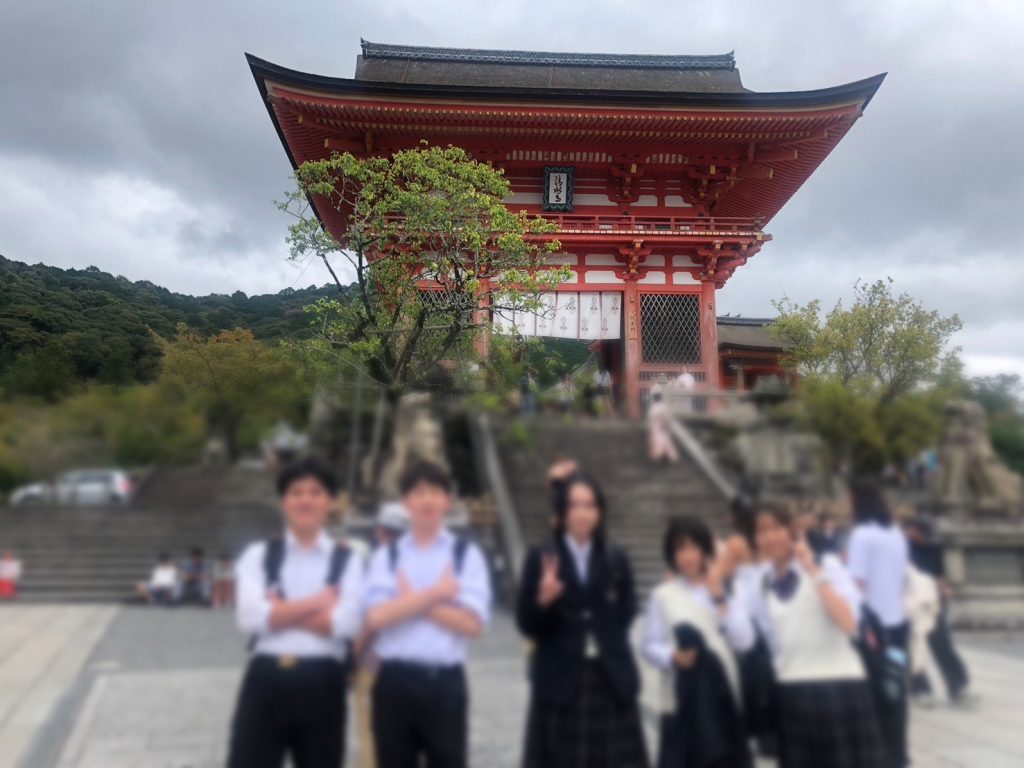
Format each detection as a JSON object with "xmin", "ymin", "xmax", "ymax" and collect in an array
[
  {"xmin": 600, "ymin": 292, "xmax": 622, "ymax": 340},
  {"xmin": 534, "ymin": 293, "xmax": 557, "ymax": 337},
  {"xmin": 578, "ymin": 292, "xmax": 602, "ymax": 340},
  {"xmin": 552, "ymin": 292, "xmax": 579, "ymax": 339},
  {"xmin": 492, "ymin": 291, "xmax": 623, "ymax": 340},
  {"xmin": 512, "ymin": 305, "xmax": 536, "ymax": 337},
  {"xmin": 491, "ymin": 306, "xmax": 515, "ymax": 336}
]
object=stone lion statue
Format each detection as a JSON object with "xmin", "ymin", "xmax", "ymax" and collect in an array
[
  {"xmin": 373, "ymin": 393, "xmax": 450, "ymax": 501},
  {"xmin": 935, "ymin": 400, "xmax": 1023, "ymax": 516}
]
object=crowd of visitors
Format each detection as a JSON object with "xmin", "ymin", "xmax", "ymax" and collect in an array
[
  {"xmin": 135, "ymin": 547, "xmax": 235, "ymax": 607},
  {"xmin": 512, "ymin": 361, "xmax": 623, "ymax": 419}
]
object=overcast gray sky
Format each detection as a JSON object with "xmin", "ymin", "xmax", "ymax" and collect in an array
[{"xmin": 1, "ymin": 1, "xmax": 1021, "ymax": 377}]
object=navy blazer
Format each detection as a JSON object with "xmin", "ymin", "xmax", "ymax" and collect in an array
[{"xmin": 516, "ymin": 536, "xmax": 640, "ymax": 706}]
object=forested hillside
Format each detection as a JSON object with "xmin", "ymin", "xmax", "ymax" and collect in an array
[{"xmin": 0, "ymin": 256, "xmax": 340, "ymax": 398}]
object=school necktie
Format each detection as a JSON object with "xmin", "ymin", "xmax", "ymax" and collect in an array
[{"xmin": 771, "ymin": 569, "xmax": 799, "ymax": 600}]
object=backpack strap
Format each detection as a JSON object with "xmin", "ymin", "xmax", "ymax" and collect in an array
[
  {"xmin": 262, "ymin": 537, "xmax": 287, "ymax": 598},
  {"xmin": 387, "ymin": 539, "xmax": 400, "ymax": 573},
  {"xmin": 453, "ymin": 534, "xmax": 472, "ymax": 574},
  {"xmin": 326, "ymin": 542, "xmax": 351, "ymax": 587},
  {"xmin": 248, "ymin": 537, "xmax": 286, "ymax": 654}
]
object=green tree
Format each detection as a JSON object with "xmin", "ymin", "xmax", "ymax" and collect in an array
[
  {"xmin": 278, "ymin": 144, "xmax": 568, "ymax": 401},
  {"xmin": 773, "ymin": 279, "xmax": 963, "ymax": 473},
  {"xmin": 54, "ymin": 385, "xmax": 207, "ymax": 467},
  {"xmin": 0, "ymin": 254, "xmax": 341, "ymax": 399},
  {"xmin": 156, "ymin": 326, "xmax": 309, "ymax": 459}
]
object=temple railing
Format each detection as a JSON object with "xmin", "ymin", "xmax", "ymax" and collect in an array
[
  {"xmin": 468, "ymin": 411, "xmax": 526, "ymax": 594},
  {"xmin": 536, "ymin": 213, "xmax": 766, "ymax": 237},
  {"xmin": 668, "ymin": 416, "xmax": 738, "ymax": 501},
  {"xmin": 375, "ymin": 213, "xmax": 766, "ymax": 238}
]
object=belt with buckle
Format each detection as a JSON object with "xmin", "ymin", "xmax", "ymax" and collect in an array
[
  {"xmin": 380, "ymin": 659, "xmax": 463, "ymax": 678},
  {"xmin": 254, "ymin": 655, "xmax": 339, "ymax": 670}
]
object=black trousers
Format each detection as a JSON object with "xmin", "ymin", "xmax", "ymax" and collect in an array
[
  {"xmin": 372, "ymin": 660, "xmax": 467, "ymax": 768},
  {"xmin": 227, "ymin": 655, "xmax": 347, "ymax": 768},
  {"xmin": 882, "ymin": 623, "xmax": 910, "ymax": 768},
  {"xmin": 911, "ymin": 602, "xmax": 970, "ymax": 699}
]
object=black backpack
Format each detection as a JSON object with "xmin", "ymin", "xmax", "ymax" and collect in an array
[
  {"xmin": 854, "ymin": 605, "xmax": 907, "ymax": 767},
  {"xmin": 262, "ymin": 536, "xmax": 351, "ymax": 598},
  {"xmin": 247, "ymin": 537, "xmax": 351, "ymax": 652}
]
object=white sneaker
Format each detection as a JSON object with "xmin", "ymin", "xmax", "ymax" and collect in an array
[
  {"xmin": 912, "ymin": 692, "xmax": 936, "ymax": 710},
  {"xmin": 952, "ymin": 690, "xmax": 981, "ymax": 709}
]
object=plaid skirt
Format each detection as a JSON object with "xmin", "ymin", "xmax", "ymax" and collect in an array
[
  {"xmin": 523, "ymin": 660, "xmax": 649, "ymax": 768},
  {"xmin": 777, "ymin": 680, "xmax": 887, "ymax": 768}
]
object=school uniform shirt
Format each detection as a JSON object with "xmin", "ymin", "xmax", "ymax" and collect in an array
[
  {"xmin": 847, "ymin": 522, "xmax": 909, "ymax": 628},
  {"xmin": 363, "ymin": 528, "xmax": 492, "ymax": 666},
  {"xmin": 733, "ymin": 561, "xmax": 772, "ymax": 638},
  {"xmin": 235, "ymin": 530, "xmax": 364, "ymax": 660},
  {"xmin": 564, "ymin": 535, "xmax": 591, "ymax": 583}
]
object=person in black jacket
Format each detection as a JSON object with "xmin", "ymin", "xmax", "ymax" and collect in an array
[{"xmin": 516, "ymin": 472, "xmax": 648, "ymax": 768}]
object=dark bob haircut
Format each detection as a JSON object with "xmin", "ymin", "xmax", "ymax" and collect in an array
[
  {"xmin": 552, "ymin": 472, "xmax": 607, "ymax": 541},
  {"xmin": 663, "ymin": 516, "xmax": 715, "ymax": 570},
  {"xmin": 399, "ymin": 460, "xmax": 453, "ymax": 496},
  {"xmin": 754, "ymin": 502, "xmax": 793, "ymax": 532},
  {"xmin": 849, "ymin": 478, "xmax": 892, "ymax": 527},
  {"xmin": 276, "ymin": 456, "xmax": 338, "ymax": 497}
]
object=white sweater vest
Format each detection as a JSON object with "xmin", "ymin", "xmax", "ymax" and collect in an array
[{"xmin": 767, "ymin": 568, "xmax": 865, "ymax": 684}]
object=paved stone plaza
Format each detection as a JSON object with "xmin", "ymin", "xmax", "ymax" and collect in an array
[{"xmin": 0, "ymin": 605, "xmax": 1021, "ymax": 768}]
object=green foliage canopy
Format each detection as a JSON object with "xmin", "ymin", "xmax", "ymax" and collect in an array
[
  {"xmin": 772, "ymin": 279, "xmax": 963, "ymax": 473},
  {"xmin": 0, "ymin": 256, "xmax": 337, "ymax": 399},
  {"xmin": 279, "ymin": 144, "xmax": 569, "ymax": 398}
]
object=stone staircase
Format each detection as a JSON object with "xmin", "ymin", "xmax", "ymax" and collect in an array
[
  {"xmin": 0, "ymin": 465, "xmax": 280, "ymax": 602},
  {"xmin": 492, "ymin": 418, "xmax": 730, "ymax": 597}
]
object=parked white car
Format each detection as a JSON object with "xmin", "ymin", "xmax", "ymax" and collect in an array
[{"xmin": 10, "ymin": 469, "xmax": 134, "ymax": 506}]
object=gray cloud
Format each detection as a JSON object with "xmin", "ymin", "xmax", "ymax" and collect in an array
[{"xmin": 0, "ymin": 0, "xmax": 1021, "ymax": 375}]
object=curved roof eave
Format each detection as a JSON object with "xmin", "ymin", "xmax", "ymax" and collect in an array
[{"xmin": 246, "ymin": 53, "xmax": 885, "ymax": 112}]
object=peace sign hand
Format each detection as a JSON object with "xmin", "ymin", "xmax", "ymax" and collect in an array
[{"xmin": 537, "ymin": 553, "xmax": 565, "ymax": 607}]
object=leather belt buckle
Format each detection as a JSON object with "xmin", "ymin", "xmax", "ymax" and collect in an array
[{"xmin": 278, "ymin": 655, "xmax": 298, "ymax": 669}]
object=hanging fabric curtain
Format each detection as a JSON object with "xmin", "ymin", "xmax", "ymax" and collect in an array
[
  {"xmin": 534, "ymin": 292, "xmax": 557, "ymax": 337},
  {"xmin": 492, "ymin": 291, "xmax": 622, "ymax": 340},
  {"xmin": 578, "ymin": 292, "xmax": 602, "ymax": 340},
  {"xmin": 600, "ymin": 292, "xmax": 622, "ymax": 340}
]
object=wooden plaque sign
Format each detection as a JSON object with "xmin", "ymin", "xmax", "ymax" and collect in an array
[{"xmin": 542, "ymin": 166, "xmax": 574, "ymax": 211}]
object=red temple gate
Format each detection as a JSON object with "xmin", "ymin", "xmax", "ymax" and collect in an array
[{"xmin": 249, "ymin": 41, "xmax": 883, "ymax": 417}]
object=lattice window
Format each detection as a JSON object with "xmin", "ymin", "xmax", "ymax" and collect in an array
[
  {"xmin": 417, "ymin": 288, "xmax": 477, "ymax": 312},
  {"xmin": 640, "ymin": 294, "xmax": 701, "ymax": 364}
]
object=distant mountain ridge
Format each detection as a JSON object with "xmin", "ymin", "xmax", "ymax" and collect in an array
[{"xmin": 0, "ymin": 255, "xmax": 344, "ymax": 396}]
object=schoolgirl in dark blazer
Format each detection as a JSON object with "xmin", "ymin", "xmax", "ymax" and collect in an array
[{"xmin": 516, "ymin": 472, "xmax": 648, "ymax": 768}]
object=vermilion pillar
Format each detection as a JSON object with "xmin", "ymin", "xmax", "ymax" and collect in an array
[
  {"xmin": 622, "ymin": 279, "xmax": 642, "ymax": 419},
  {"xmin": 700, "ymin": 279, "xmax": 720, "ymax": 390}
]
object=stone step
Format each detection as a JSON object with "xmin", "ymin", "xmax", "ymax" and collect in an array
[{"xmin": 0, "ymin": 482, "xmax": 281, "ymax": 602}]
